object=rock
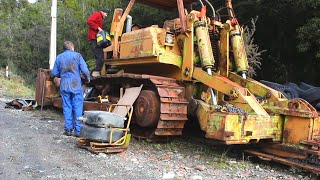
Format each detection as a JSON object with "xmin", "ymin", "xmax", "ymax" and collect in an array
[
  {"xmin": 98, "ymin": 153, "xmax": 107, "ymax": 158},
  {"xmin": 131, "ymin": 158, "xmax": 139, "ymax": 164},
  {"xmin": 193, "ymin": 155, "xmax": 201, "ymax": 159},
  {"xmin": 190, "ymin": 175, "xmax": 203, "ymax": 180},
  {"xmin": 162, "ymin": 172, "xmax": 175, "ymax": 179},
  {"xmin": 228, "ymin": 160, "xmax": 237, "ymax": 164},
  {"xmin": 118, "ymin": 151, "xmax": 127, "ymax": 157},
  {"xmin": 161, "ymin": 155, "xmax": 171, "ymax": 160},
  {"xmin": 255, "ymin": 165, "xmax": 263, "ymax": 171},
  {"xmin": 177, "ymin": 155, "xmax": 184, "ymax": 159},
  {"xmin": 195, "ymin": 165, "xmax": 206, "ymax": 171}
]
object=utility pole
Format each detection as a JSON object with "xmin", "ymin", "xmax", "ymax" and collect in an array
[{"xmin": 49, "ymin": 0, "xmax": 57, "ymax": 69}]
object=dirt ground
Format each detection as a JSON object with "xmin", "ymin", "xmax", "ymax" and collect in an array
[{"xmin": 0, "ymin": 98, "xmax": 318, "ymax": 180}]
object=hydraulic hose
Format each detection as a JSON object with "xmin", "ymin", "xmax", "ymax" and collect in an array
[{"xmin": 204, "ymin": 0, "xmax": 216, "ymax": 18}]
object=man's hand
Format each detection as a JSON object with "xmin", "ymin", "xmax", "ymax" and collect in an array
[{"xmin": 98, "ymin": 27, "xmax": 103, "ymax": 32}]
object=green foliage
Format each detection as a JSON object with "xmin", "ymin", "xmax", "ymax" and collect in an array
[
  {"xmin": 297, "ymin": 18, "xmax": 320, "ymax": 59},
  {"xmin": 242, "ymin": 17, "xmax": 265, "ymax": 77},
  {"xmin": 129, "ymin": 3, "xmax": 177, "ymax": 27},
  {"xmin": 0, "ymin": 68, "xmax": 35, "ymax": 98},
  {"xmin": 234, "ymin": 0, "xmax": 320, "ymax": 84}
]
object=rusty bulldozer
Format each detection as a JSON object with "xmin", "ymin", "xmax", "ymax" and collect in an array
[{"xmin": 36, "ymin": 0, "xmax": 320, "ymax": 173}]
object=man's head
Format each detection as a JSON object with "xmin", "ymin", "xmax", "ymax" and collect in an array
[
  {"xmin": 63, "ymin": 41, "xmax": 74, "ymax": 51},
  {"xmin": 100, "ymin": 8, "xmax": 110, "ymax": 18}
]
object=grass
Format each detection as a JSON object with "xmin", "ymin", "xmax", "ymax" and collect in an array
[{"xmin": 0, "ymin": 69, "xmax": 35, "ymax": 99}]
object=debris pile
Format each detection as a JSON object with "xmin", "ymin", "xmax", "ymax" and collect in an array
[{"xmin": 5, "ymin": 99, "xmax": 37, "ymax": 111}]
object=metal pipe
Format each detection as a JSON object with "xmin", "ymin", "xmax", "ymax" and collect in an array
[
  {"xmin": 41, "ymin": 76, "xmax": 45, "ymax": 113},
  {"xmin": 207, "ymin": 68, "xmax": 217, "ymax": 105},
  {"xmin": 198, "ymin": 0, "xmax": 204, "ymax": 7},
  {"xmin": 126, "ymin": 15, "xmax": 132, "ymax": 32},
  {"xmin": 5, "ymin": 65, "xmax": 9, "ymax": 78},
  {"xmin": 49, "ymin": 0, "xmax": 57, "ymax": 69},
  {"xmin": 204, "ymin": 0, "xmax": 216, "ymax": 18},
  {"xmin": 242, "ymin": 72, "xmax": 246, "ymax": 79}
]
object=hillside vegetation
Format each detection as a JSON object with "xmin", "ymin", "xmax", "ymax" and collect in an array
[{"xmin": 0, "ymin": 69, "xmax": 35, "ymax": 98}]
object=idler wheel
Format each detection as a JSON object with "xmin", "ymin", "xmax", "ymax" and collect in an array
[{"xmin": 134, "ymin": 90, "xmax": 160, "ymax": 127}]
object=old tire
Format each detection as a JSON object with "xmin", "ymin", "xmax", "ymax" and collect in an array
[
  {"xmin": 133, "ymin": 90, "xmax": 160, "ymax": 128},
  {"xmin": 315, "ymin": 102, "xmax": 320, "ymax": 111},
  {"xmin": 301, "ymin": 87, "xmax": 320, "ymax": 105},
  {"xmin": 283, "ymin": 82, "xmax": 304, "ymax": 97},
  {"xmin": 299, "ymin": 82, "xmax": 315, "ymax": 91},
  {"xmin": 281, "ymin": 86, "xmax": 299, "ymax": 99},
  {"xmin": 80, "ymin": 124, "xmax": 123, "ymax": 142},
  {"xmin": 83, "ymin": 111, "xmax": 125, "ymax": 128}
]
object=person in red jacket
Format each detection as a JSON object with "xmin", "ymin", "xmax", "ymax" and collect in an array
[{"xmin": 87, "ymin": 8, "xmax": 110, "ymax": 77}]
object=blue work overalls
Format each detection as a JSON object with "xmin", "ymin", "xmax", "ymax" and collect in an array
[{"xmin": 51, "ymin": 50, "xmax": 90, "ymax": 134}]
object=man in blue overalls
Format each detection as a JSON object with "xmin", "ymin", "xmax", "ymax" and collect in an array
[{"xmin": 51, "ymin": 41, "xmax": 90, "ymax": 136}]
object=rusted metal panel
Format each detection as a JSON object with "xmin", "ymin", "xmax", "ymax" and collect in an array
[
  {"xmin": 262, "ymin": 143, "xmax": 319, "ymax": 157},
  {"xmin": 244, "ymin": 150, "xmax": 320, "ymax": 174},
  {"xmin": 158, "ymin": 88, "xmax": 185, "ymax": 98},
  {"xmin": 180, "ymin": 13, "xmax": 196, "ymax": 80},
  {"xmin": 197, "ymin": 99, "xmax": 282, "ymax": 144},
  {"xmin": 211, "ymin": 113, "xmax": 281, "ymax": 143},
  {"xmin": 35, "ymin": 68, "xmax": 59, "ymax": 106},
  {"xmin": 160, "ymin": 114, "xmax": 187, "ymax": 121},
  {"xmin": 160, "ymin": 102, "xmax": 188, "ymax": 114},
  {"xmin": 52, "ymin": 97, "xmax": 110, "ymax": 111},
  {"xmin": 155, "ymin": 128, "xmax": 182, "ymax": 136},
  {"xmin": 113, "ymin": 0, "xmax": 135, "ymax": 59},
  {"xmin": 157, "ymin": 120, "xmax": 185, "ymax": 129},
  {"xmin": 110, "ymin": 8, "xmax": 123, "ymax": 37},
  {"xmin": 260, "ymin": 144, "xmax": 308, "ymax": 159},
  {"xmin": 312, "ymin": 115, "xmax": 320, "ymax": 139},
  {"xmin": 117, "ymin": 27, "xmax": 183, "ymax": 69},
  {"xmin": 218, "ymin": 26, "xmax": 230, "ymax": 77},
  {"xmin": 283, "ymin": 116, "xmax": 313, "ymax": 145},
  {"xmin": 120, "ymin": 27, "xmax": 157, "ymax": 59}
]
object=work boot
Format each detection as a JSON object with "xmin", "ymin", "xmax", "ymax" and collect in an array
[
  {"xmin": 92, "ymin": 71, "xmax": 101, "ymax": 77},
  {"xmin": 63, "ymin": 131, "xmax": 72, "ymax": 136}
]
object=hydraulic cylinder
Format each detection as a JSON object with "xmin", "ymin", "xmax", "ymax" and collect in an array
[
  {"xmin": 194, "ymin": 21, "xmax": 217, "ymax": 105},
  {"xmin": 230, "ymin": 29, "xmax": 249, "ymax": 78}
]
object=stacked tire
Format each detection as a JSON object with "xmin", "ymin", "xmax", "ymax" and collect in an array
[
  {"xmin": 260, "ymin": 81, "xmax": 320, "ymax": 111},
  {"xmin": 80, "ymin": 111, "xmax": 125, "ymax": 142}
]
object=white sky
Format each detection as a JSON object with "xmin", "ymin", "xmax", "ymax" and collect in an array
[{"xmin": 28, "ymin": 0, "xmax": 38, "ymax": 3}]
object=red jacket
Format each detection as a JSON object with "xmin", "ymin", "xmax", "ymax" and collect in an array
[{"xmin": 87, "ymin": 11, "xmax": 104, "ymax": 41}]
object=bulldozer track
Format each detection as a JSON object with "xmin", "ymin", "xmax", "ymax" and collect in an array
[{"xmin": 92, "ymin": 73, "xmax": 188, "ymax": 140}]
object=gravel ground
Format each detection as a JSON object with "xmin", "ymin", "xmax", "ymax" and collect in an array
[{"xmin": 0, "ymin": 98, "xmax": 318, "ymax": 180}]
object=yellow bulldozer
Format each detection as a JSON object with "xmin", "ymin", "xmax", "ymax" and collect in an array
[{"xmin": 36, "ymin": 0, "xmax": 320, "ymax": 173}]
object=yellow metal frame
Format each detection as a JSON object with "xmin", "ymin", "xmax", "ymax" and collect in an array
[{"xmin": 89, "ymin": 104, "xmax": 133, "ymax": 147}]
